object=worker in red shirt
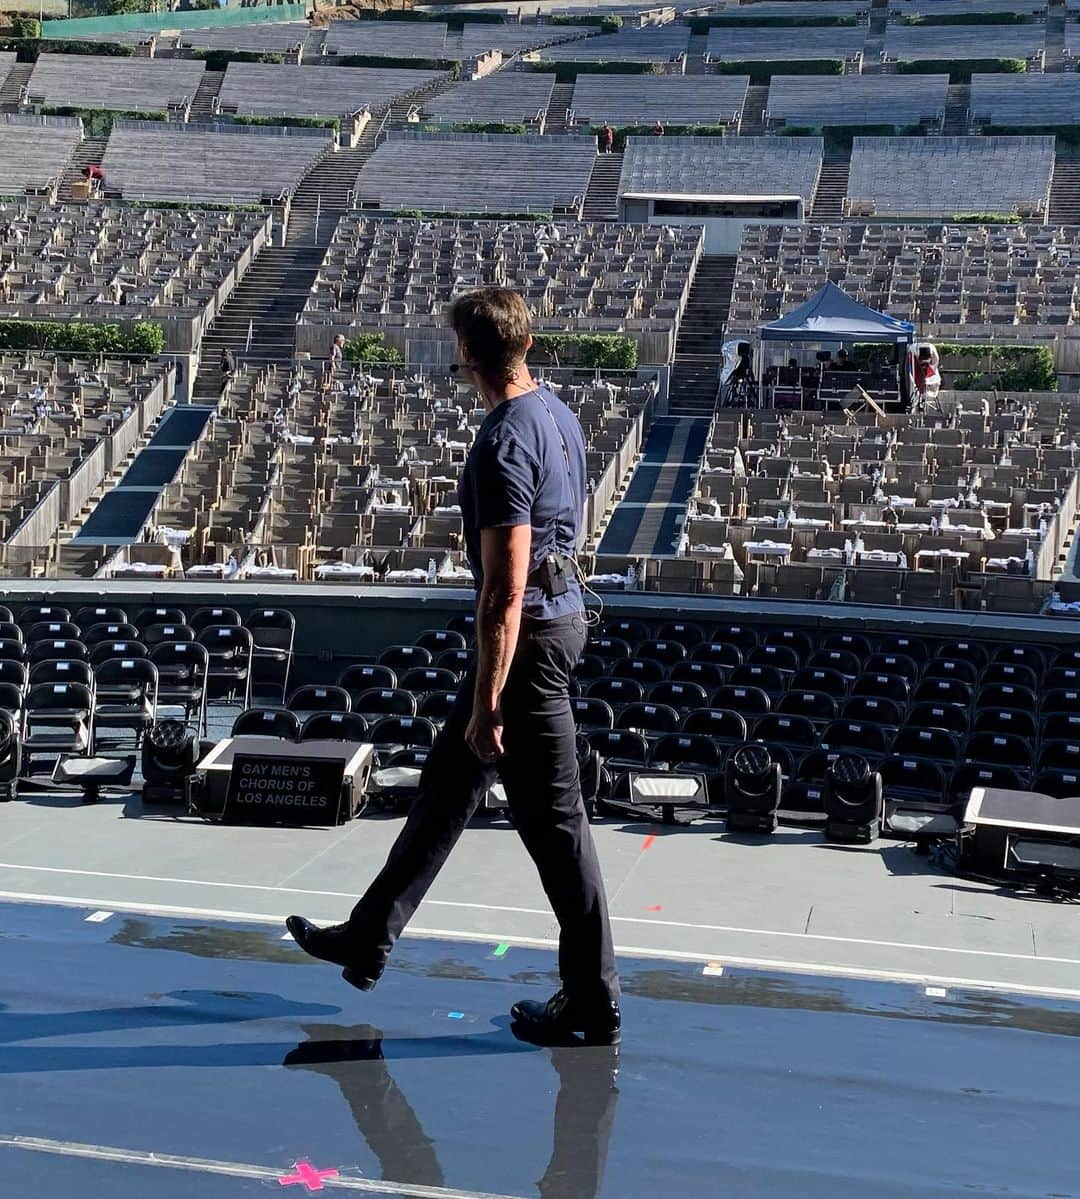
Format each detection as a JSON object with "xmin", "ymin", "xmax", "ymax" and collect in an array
[{"xmin": 82, "ymin": 164, "xmax": 105, "ymax": 195}]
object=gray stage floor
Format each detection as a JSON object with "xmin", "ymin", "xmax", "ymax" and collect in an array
[{"xmin": 1, "ymin": 777, "xmax": 1078, "ymax": 1001}]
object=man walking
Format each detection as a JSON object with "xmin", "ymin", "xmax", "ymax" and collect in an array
[{"xmin": 288, "ymin": 288, "xmax": 621, "ymax": 1045}]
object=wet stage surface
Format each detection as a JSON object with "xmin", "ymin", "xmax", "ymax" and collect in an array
[{"xmin": 1, "ymin": 901, "xmax": 1078, "ymax": 1199}]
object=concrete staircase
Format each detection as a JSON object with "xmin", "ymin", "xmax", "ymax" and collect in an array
[
  {"xmin": 1044, "ymin": 2, "xmax": 1067, "ymax": 72},
  {"xmin": 942, "ymin": 84, "xmax": 970, "ymax": 136},
  {"xmin": 862, "ymin": 0, "xmax": 888, "ymax": 67},
  {"xmin": 810, "ymin": 155, "xmax": 850, "ymax": 221},
  {"xmin": 1049, "ymin": 158, "xmax": 1080, "ymax": 225},
  {"xmin": 738, "ymin": 84, "xmax": 769, "ymax": 134},
  {"xmin": 544, "ymin": 80, "xmax": 575, "ymax": 133},
  {"xmin": 188, "ymin": 69, "xmax": 225, "ymax": 122},
  {"xmin": 685, "ymin": 31, "xmax": 709, "ymax": 76},
  {"xmin": 191, "ymin": 244, "xmax": 327, "ymax": 400},
  {"xmin": 581, "ymin": 152, "xmax": 622, "ymax": 220},
  {"xmin": 0, "ymin": 62, "xmax": 32, "ymax": 112},
  {"xmin": 289, "ymin": 128, "xmax": 378, "ymax": 247},
  {"xmin": 667, "ymin": 254, "xmax": 736, "ymax": 418},
  {"xmin": 596, "ymin": 417, "xmax": 710, "ymax": 556},
  {"xmin": 59, "ymin": 136, "xmax": 108, "ymax": 202}
]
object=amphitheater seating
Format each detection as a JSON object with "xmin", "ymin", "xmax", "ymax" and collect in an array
[
  {"xmin": 971, "ymin": 73, "xmax": 1080, "ymax": 126},
  {"xmin": 325, "ymin": 19, "xmax": 451, "ymax": 59},
  {"xmin": 569, "ymin": 75, "xmax": 749, "ymax": 130},
  {"xmin": 101, "ymin": 121, "xmax": 334, "ymax": 205},
  {"xmin": 0, "ymin": 115, "xmax": 81, "ymax": 196},
  {"xmin": 889, "ymin": 0, "xmax": 1048, "ymax": 18},
  {"xmin": 531, "ymin": 24, "xmax": 690, "ymax": 66},
  {"xmin": 458, "ymin": 23, "xmax": 590, "ymax": 56},
  {"xmin": 354, "ymin": 132, "xmax": 597, "ymax": 216},
  {"xmin": 619, "ymin": 135, "xmax": 823, "ymax": 210},
  {"xmin": 765, "ymin": 75, "xmax": 949, "ymax": 130},
  {"xmin": 143, "ymin": 363, "xmax": 657, "ymax": 582},
  {"xmin": 178, "ymin": 23, "xmax": 309, "ymax": 53},
  {"xmin": 729, "ymin": 222, "xmax": 1080, "ymax": 330},
  {"xmin": 1067, "ymin": 24, "xmax": 1080, "ymax": 62},
  {"xmin": 683, "ymin": 403, "xmax": 1079, "ymax": 613},
  {"xmin": 704, "ymin": 1, "xmax": 867, "ymax": 20},
  {"xmin": 421, "ymin": 73, "xmax": 556, "ymax": 127},
  {"xmin": 27, "ymin": 53, "xmax": 205, "ymax": 115},
  {"xmin": 883, "ymin": 23, "xmax": 1045, "ymax": 63},
  {"xmin": 303, "ymin": 216, "xmax": 702, "ymax": 359},
  {"xmin": 217, "ymin": 63, "xmax": 445, "ymax": 121},
  {"xmin": 846, "ymin": 136, "xmax": 1054, "ymax": 220},
  {"xmin": 0, "ymin": 355, "xmax": 172, "ymax": 546},
  {"xmin": 0, "ymin": 200, "xmax": 270, "ymax": 315},
  {"xmin": 0, "ymin": 52, "xmax": 15, "ymax": 87},
  {"xmin": 705, "ymin": 25, "xmax": 865, "ymax": 63}
]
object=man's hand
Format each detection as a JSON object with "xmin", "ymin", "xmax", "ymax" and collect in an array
[{"xmin": 466, "ymin": 705, "xmax": 504, "ymax": 762}]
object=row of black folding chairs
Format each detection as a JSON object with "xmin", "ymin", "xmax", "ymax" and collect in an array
[
  {"xmin": 0, "ymin": 605, "xmax": 295, "ymax": 703},
  {"xmin": 229, "ymin": 708, "xmax": 438, "ymax": 764},
  {"xmin": 240, "ymin": 684, "xmax": 458, "ymax": 726}
]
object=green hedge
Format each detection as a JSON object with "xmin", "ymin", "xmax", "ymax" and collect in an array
[
  {"xmin": 421, "ymin": 121, "xmax": 527, "ymax": 135},
  {"xmin": 532, "ymin": 333, "xmax": 637, "ymax": 370},
  {"xmin": 937, "ymin": 344, "xmax": 1057, "ymax": 393},
  {"xmin": 41, "ymin": 104, "xmax": 165, "ymax": 137},
  {"xmin": 190, "ymin": 48, "xmax": 283, "ymax": 70},
  {"xmin": 130, "ymin": 199, "xmax": 264, "ymax": 213},
  {"xmin": 896, "ymin": 57, "xmax": 1026, "ymax": 82},
  {"xmin": 537, "ymin": 59, "xmax": 664, "ymax": 81},
  {"xmin": 0, "ymin": 36, "xmax": 135, "ymax": 61},
  {"xmin": 8, "ymin": 16, "xmax": 40, "ymax": 37},
  {"xmin": 903, "ymin": 11, "xmax": 1026, "ymax": 25},
  {"xmin": 592, "ymin": 122, "xmax": 727, "ymax": 149},
  {"xmin": 950, "ymin": 212, "xmax": 1021, "ymax": 224},
  {"xmin": 690, "ymin": 14, "xmax": 857, "ymax": 30},
  {"xmin": 777, "ymin": 121, "xmax": 924, "ymax": 150},
  {"xmin": 342, "ymin": 332, "xmax": 403, "ymax": 366},
  {"xmin": 551, "ymin": 13, "xmax": 621, "ymax": 32},
  {"xmin": 0, "ymin": 319, "xmax": 164, "ymax": 355},
  {"xmin": 713, "ymin": 58, "xmax": 844, "ymax": 83},
  {"xmin": 231, "ymin": 113, "xmax": 340, "ymax": 132},
  {"xmin": 983, "ymin": 123, "xmax": 1080, "ymax": 149},
  {"xmin": 339, "ymin": 53, "xmax": 460, "ymax": 72}
]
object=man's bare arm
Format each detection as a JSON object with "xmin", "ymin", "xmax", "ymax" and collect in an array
[{"xmin": 467, "ymin": 523, "xmax": 531, "ymax": 759}]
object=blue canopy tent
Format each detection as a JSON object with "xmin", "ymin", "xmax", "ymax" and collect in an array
[{"xmin": 755, "ymin": 282, "xmax": 916, "ymax": 408}]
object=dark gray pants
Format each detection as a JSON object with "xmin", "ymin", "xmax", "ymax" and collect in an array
[{"xmin": 347, "ymin": 612, "xmax": 620, "ymax": 1006}]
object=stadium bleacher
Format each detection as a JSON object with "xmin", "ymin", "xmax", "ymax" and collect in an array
[
  {"xmin": 765, "ymin": 75, "xmax": 950, "ymax": 131},
  {"xmin": 568, "ymin": 75, "xmax": 749, "ymax": 131},
  {"xmin": 115, "ymin": 362, "xmax": 657, "ymax": 583},
  {"xmin": 100, "ymin": 120, "xmax": 334, "ymax": 205},
  {"xmin": 420, "ymin": 73, "xmax": 557, "ymax": 128},
  {"xmin": 619, "ymin": 135, "xmax": 824, "ymax": 210},
  {"xmin": 705, "ymin": 25, "xmax": 866, "ymax": 64},
  {"xmin": 845, "ymin": 136, "xmax": 1055, "ymax": 220},
  {"xmin": 301, "ymin": 215, "xmax": 702, "ymax": 365},
  {"xmin": 729, "ymin": 223, "xmax": 1080, "ymax": 331},
  {"xmin": 325, "ymin": 19, "xmax": 452, "ymax": 60},
  {"xmin": 354, "ymin": 131, "xmax": 598, "ymax": 216},
  {"xmin": 216, "ymin": 62, "xmax": 446, "ymax": 122},
  {"xmin": 967, "ymin": 73, "xmax": 1080, "ymax": 133},
  {"xmin": 529, "ymin": 24, "xmax": 691, "ymax": 66},
  {"xmin": 889, "ymin": 0, "xmax": 1048, "ymax": 18},
  {"xmin": 26, "ymin": 52, "xmax": 205, "ymax": 115},
  {"xmin": 0, "ymin": 354, "xmax": 173, "ymax": 548},
  {"xmin": 704, "ymin": 1, "xmax": 868, "ymax": 21},
  {"xmin": 0, "ymin": 200, "xmax": 271, "ymax": 320},
  {"xmin": 178, "ymin": 23, "xmax": 310, "ymax": 53},
  {"xmin": 882, "ymin": 22, "xmax": 1046, "ymax": 64},
  {"xmin": 0, "ymin": 115, "xmax": 81, "ymax": 197}
]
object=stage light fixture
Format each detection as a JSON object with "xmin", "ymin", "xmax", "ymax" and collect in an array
[
  {"xmin": 824, "ymin": 753, "xmax": 883, "ymax": 844},
  {"xmin": 141, "ymin": 718, "xmax": 200, "ymax": 805},
  {"xmin": 0, "ymin": 709, "xmax": 20, "ymax": 801},
  {"xmin": 724, "ymin": 742, "xmax": 782, "ymax": 834}
]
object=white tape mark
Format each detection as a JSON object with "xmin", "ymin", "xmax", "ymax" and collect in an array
[
  {"xmin": 703, "ymin": 963, "xmax": 725, "ymax": 977},
  {"xmin": 925, "ymin": 986, "xmax": 948, "ymax": 998},
  {"xmin": 84, "ymin": 910, "xmax": 113, "ymax": 923}
]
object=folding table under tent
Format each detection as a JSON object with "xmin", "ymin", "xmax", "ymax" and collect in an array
[{"xmin": 755, "ymin": 281, "xmax": 916, "ymax": 409}]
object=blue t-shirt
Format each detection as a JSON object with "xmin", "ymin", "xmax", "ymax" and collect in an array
[{"xmin": 458, "ymin": 385, "xmax": 585, "ymax": 621}]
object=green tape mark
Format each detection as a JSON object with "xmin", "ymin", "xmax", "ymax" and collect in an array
[{"xmin": 493, "ymin": 943, "xmax": 510, "ymax": 957}]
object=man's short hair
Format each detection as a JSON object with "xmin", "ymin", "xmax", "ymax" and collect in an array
[{"xmin": 447, "ymin": 288, "xmax": 532, "ymax": 387}]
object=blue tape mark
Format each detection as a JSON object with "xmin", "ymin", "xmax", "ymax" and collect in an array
[{"xmin": 447, "ymin": 1011, "xmax": 465, "ymax": 1020}]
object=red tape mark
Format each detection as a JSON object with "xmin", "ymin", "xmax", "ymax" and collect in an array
[
  {"xmin": 646, "ymin": 905, "xmax": 662, "ymax": 912},
  {"xmin": 642, "ymin": 834, "xmax": 657, "ymax": 851},
  {"xmin": 278, "ymin": 1162, "xmax": 340, "ymax": 1191}
]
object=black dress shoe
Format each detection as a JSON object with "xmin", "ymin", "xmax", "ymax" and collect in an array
[
  {"xmin": 511, "ymin": 989, "xmax": 621, "ymax": 1046},
  {"xmin": 285, "ymin": 916, "xmax": 384, "ymax": 991}
]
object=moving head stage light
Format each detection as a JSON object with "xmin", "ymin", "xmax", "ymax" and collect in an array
[
  {"xmin": 724, "ymin": 742, "xmax": 781, "ymax": 834},
  {"xmin": 823, "ymin": 753, "xmax": 883, "ymax": 844},
  {"xmin": 141, "ymin": 718, "xmax": 202, "ymax": 805},
  {"xmin": 0, "ymin": 708, "xmax": 20, "ymax": 801}
]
